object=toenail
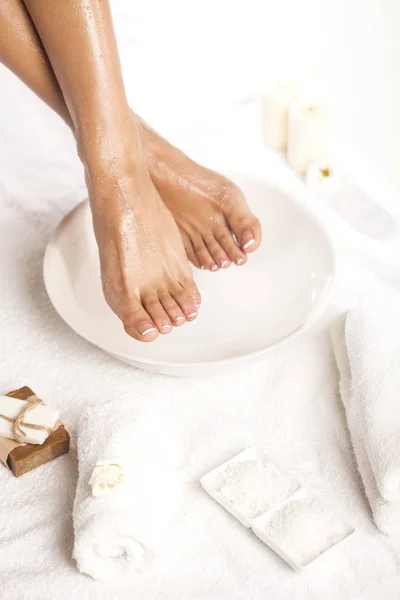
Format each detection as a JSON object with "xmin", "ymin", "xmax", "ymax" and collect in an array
[
  {"xmin": 236, "ymin": 257, "xmax": 245, "ymax": 265},
  {"xmin": 243, "ymin": 238, "xmax": 255, "ymax": 250},
  {"xmin": 161, "ymin": 323, "xmax": 172, "ymax": 330},
  {"xmin": 140, "ymin": 326, "xmax": 157, "ymax": 336},
  {"xmin": 187, "ymin": 311, "xmax": 198, "ymax": 318},
  {"xmin": 211, "ymin": 265, "xmax": 219, "ymax": 272},
  {"xmin": 221, "ymin": 260, "xmax": 229, "ymax": 268},
  {"xmin": 174, "ymin": 315, "xmax": 185, "ymax": 323}
]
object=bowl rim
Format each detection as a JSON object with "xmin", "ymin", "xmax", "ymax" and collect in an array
[{"xmin": 43, "ymin": 173, "xmax": 336, "ymax": 369}]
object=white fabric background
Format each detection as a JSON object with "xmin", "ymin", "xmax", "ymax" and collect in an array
[{"xmin": 1, "ymin": 2, "xmax": 400, "ymax": 599}]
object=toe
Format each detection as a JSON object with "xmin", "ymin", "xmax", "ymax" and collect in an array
[
  {"xmin": 142, "ymin": 293, "xmax": 173, "ymax": 334},
  {"xmin": 183, "ymin": 277, "xmax": 202, "ymax": 309},
  {"xmin": 192, "ymin": 235, "xmax": 219, "ymax": 272},
  {"xmin": 231, "ymin": 215, "xmax": 262, "ymax": 253},
  {"xmin": 123, "ymin": 300, "xmax": 159, "ymax": 342},
  {"xmin": 204, "ymin": 235, "xmax": 232, "ymax": 269},
  {"xmin": 214, "ymin": 226, "xmax": 247, "ymax": 266},
  {"xmin": 159, "ymin": 290, "xmax": 186, "ymax": 327},
  {"xmin": 218, "ymin": 179, "xmax": 262, "ymax": 253},
  {"xmin": 181, "ymin": 230, "xmax": 202, "ymax": 269},
  {"xmin": 171, "ymin": 283, "xmax": 199, "ymax": 321}
]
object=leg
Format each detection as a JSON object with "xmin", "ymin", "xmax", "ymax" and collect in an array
[
  {"xmin": 21, "ymin": 0, "xmax": 200, "ymax": 342},
  {"xmin": 0, "ymin": 0, "xmax": 261, "ymax": 275},
  {"xmin": 0, "ymin": 0, "xmax": 71, "ymax": 126}
]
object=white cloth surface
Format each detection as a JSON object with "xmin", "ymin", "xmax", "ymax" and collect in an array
[
  {"xmin": 1, "ymin": 113, "xmax": 400, "ymax": 600},
  {"xmin": 73, "ymin": 398, "xmax": 183, "ymax": 582},
  {"xmin": 331, "ymin": 315, "xmax": 400, "ymax": 536},
  {"xmin": 1, "ymin": 3, "xmax": 400, "ymax": 598}
]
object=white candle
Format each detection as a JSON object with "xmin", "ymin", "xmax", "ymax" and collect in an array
[
  {"xmin": 0, "ymin": 395, "xmax": 59, "ymax": 445},
  {"xmin": 287, "ymin": 103, "xmax": 331, "ymax": 175},
  {"xmin": 260, "ymin": 82, "xmax": 300, "ymax": 152}
]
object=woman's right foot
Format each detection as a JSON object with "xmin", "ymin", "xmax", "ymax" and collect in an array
[{"xmin": 84, "ymin": 153, "xmax": 201, "ymax": 343}]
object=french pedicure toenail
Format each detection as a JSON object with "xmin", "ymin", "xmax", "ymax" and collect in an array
[
  {"xmin": 221, "ymin": 260, "xmax": 229, "ymax": 268},
  {"xmin": 243, "ymin": 238, "xmax": 255, "ymax": 250},
  {"xmin": 140, "ymin": 327, "xmax": 157, "ymax": 336},
  {"xmin": 211, "ymin": 265, "xmax": 219, "ymax": 272},
  {"xmin": 161, "ymin": 323, "xmax": 172, "ymax": 330},
  {"xmin": 174, "ymin": 315, "xmax": 185, "ymax": 323},
  {"xmin": 236, "ymin": 257, "xmax": 245, "ymax": 265},
  {"xmin": 187, "ymin": 311, "xmax": 198, "ymax": 319}
]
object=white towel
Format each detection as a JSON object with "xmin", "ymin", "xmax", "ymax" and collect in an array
[
  {"xmin": 331, "ymin": 312, "xmax": 400, "ymax": 535},
  {"xmin": 345, "ymin": 297, "xmax": 400, "ymax": 501},
  {"xmin": 73, "ymin": 397, "xmax": 183, "ymax": 582}
]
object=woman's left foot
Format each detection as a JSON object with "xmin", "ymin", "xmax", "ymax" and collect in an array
[{"xmin": 139, "ymin": 121, "xmax": 262, "ymax": 272}]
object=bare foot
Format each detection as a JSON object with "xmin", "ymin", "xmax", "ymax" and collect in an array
[
  {"xmin": 85, "ymin": 158, "xmax": 201, "ymax": 343},
  {"xmin": 139, "ymin": 119, "xmax": 262, "ymax": 271}
]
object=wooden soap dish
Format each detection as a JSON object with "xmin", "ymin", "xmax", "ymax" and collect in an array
[{"xmin": 5, "ymin": 386, "xmax": 70, "ymax": 477}]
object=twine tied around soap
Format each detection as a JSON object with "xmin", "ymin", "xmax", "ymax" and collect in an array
[{"xmin": 0, "ymin": 395, "xmax": 53, "ymax": 444}]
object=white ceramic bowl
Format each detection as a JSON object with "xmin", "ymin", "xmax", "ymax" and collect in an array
[{"xmin": 43, "ymin": 172, "xmax": 335, "ymax": 376}]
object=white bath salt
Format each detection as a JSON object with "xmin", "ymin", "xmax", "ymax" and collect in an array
[
  {"xmin": 263, "ymin": 497, "xmax": 350, "ymax": 567},
  {"xmin": 217, "ymin": 459, "xmax": 298, "ymax": 519}
]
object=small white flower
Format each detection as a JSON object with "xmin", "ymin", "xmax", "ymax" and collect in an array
[
  {"xmin": 305, "ymin": 162, "xmax": 332, "ymax": 184},
  {"xmin": 89, "ymin": 459, "xmax": 124, "ymax": 497},
  {"xmin": 305, "ymin": 162, "xmax": 341, "ymax": 197}
]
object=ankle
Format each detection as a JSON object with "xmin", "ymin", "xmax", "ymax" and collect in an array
[
  {"xmin": 76, "ymin": 115, "xmax": 145, "ymax": 174},
  {"xmin": 136, "ymin": 119, "xmax": 187, "ymax": 179}
]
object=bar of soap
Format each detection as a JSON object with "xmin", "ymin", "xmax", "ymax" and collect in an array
[
  {"xmin": 0, "ymin": 394, "xmax": 59, "ymax": 444},
  {"xmin": 5, "ymin": 387, "xmax": 70, "ymax": 477}
]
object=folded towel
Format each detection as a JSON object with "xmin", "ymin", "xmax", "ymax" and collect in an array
[
  {"xmin": 332, "ymin": 314, "xmax": 400, "ymax": 535},
  {"xmin": 344, "ymin": 297, "xmax": 400, "ymax": 501},
  {"xmin": 73, "ymin": 397, "xmax": 183, "ymax": 581}
]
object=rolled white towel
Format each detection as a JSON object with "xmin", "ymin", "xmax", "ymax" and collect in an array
[
  {"xmin": 331, "ymin": 315, "xmax": 400, "ymax": 535},
  {"xmin": 73, "ymin": 397, "xmax": 183, "ymax": 581}
]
